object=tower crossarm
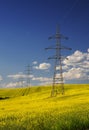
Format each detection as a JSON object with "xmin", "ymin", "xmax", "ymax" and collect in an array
[
  {"xmin": 61, "ymin": 46, "xmax": 72, "ymax": 50},
  {"xmin": 48, "ymin": 34, "xmax": 68, "ymax": 40},
  {"xmin": 45, "ymin": 46, "xmax": 72, "ymax": 50},
  {"xmin": 45, "ymin": 45, "xmax": 57, "ymax": 50},
  {"xmin": 48, "ymin": 55, "xmax": 68, "ymax": 60}
]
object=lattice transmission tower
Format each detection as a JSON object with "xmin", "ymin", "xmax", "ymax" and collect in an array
[
  {"xmin": 25, "ymin": 64, "xmax": 32, "ymax": 87},
  {"xmin": 45, "ymin": 25, "xmax": 72, "ymax": 96}
]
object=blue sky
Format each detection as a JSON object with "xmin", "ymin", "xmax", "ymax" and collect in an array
[{"xmin": 0, "ymin": 0, "xmax": 89, "ymax": 87}]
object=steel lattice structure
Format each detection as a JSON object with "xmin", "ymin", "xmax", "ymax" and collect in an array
[
  {"xmin": 46, "ymin": 25, "xmax": 72, "ymax": 96},
  {"xmin": 25, "ymin": 64, "xmax": 32, "ymax": 87}
]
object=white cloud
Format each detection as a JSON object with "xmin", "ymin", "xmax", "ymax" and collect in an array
[
  {"xmin": 7, "ymin": 72, "xmax": 33, "ymax": 80},
  {"xmin": 0, "ymin": 82, "xmax": 20, "ymax": 88},
  {"xmin": 62, "ymin": 49, "xmax": 89, "ymax": 81},
  {"xmin": 63, "ymin": 50, "xmax": 87, "ymax": 66},
  {"xmin": 88, "ymin": 48, "xmax": 89, "ymax": 53},
  {"xmin": 87, "ymin": 52, "xmax": 89, "ymax": 60},
  {"xmin": 5, "ymin": 82, "xmax": 19, "ymax": 88},
  {"xmin": 63, "ymin": 50, "xmax": 89, "ymax": 68},
  {"xmin": 38, "ymin": 82, "xmax": 52, "ymax": 86},
  {"xmin": 32, "ymin": 61, "xmax": 38, "ymax": 65},
  {"xmin": 0, "ymin": 75, "xmax": 3, "ymax": 81},
  {"xmin": 32, "ymin": 76, "xmax": 52, "ymax": 82},
  {"xmin": 34, "ymin": 62, "xmax": 51, "ymax": 70},
  {"xmin": 5, "ymin": 81, "xmax": 26, "ymax": 88},
  {"xmin": 63, "ymin": 67, "xmax": 88, "ymax": 80},
  {"xmin": 56, "ymin": 65, "xmax": 69, "ymax": 70}
]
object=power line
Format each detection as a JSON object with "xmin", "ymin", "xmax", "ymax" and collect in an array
[
  {"xmin": 45, "ymin": 25, "xmax": 72, "ymax": 96},
  {"xmin": 61, "ymin": 0, "xmax": 80, "ymax": 23}
]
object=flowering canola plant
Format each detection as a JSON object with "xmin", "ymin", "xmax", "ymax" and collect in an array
[{"xmin": 0, "ymin": 84, "xmax": 89, "ymax": 130}]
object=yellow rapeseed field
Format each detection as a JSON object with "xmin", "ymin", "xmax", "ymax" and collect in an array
[{"xmin": 0, "ymin": 84, "xmax": 89, "ymax": 130}]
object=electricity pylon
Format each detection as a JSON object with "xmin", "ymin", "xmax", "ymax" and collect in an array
[
  {"xmin": 45, "ymin": 25, "xmax": 72, "ymax": 96},
  {"xmin": 25, "ymin": 64, "xmax": 32, "ymax": 87}
]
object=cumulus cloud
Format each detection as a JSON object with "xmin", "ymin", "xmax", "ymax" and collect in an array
[
  {"xmin": 63, "ymin": 50, "xmax": 87, "ymax": 65},
  {"xmin": 32, "ymin": 61, "xmax": 38, "ymax": 65},
  {"xmin": 62, "ymin": 49, "xmax": 89, "ymax": 81},
  {"xmin": 0, "ymin": 75, "xmax": 3, "ymax": 81},
  {"xmin": 63, "ymin": 68, "xmax": 88, "ymax": 80},
  {"xmin": 0, "ymin": 82, "xmax": 19, "ymax": 88},
  {"xmin": 5, "ymin": 82, "xmax": 20, "ymax": 88},
  {"xmin": 32, "ymin": 76, "xmax": 52, "ymax": 82},
  {"xmin": 34, "ymin": 62, "xmax": 51, "ymax": 70},
  {"xmin": 88, "ymin": 48, "xmax": 89, "ymax": 53},
  {"xmin": 7, "ymin": 72, "xmax": 33, "ymax": 80},
  {"xmin": 5, "ymin": 81, "xmax": 26, "ymax": 88}
]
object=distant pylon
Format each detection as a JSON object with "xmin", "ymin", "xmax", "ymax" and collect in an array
[
  {"xmin": 45, "ymin": 25, "xmax": 72, "ymax": 96},
  {"xmin": 25, "ymin": 64, "xmax": 32, "ymax": 87}
]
